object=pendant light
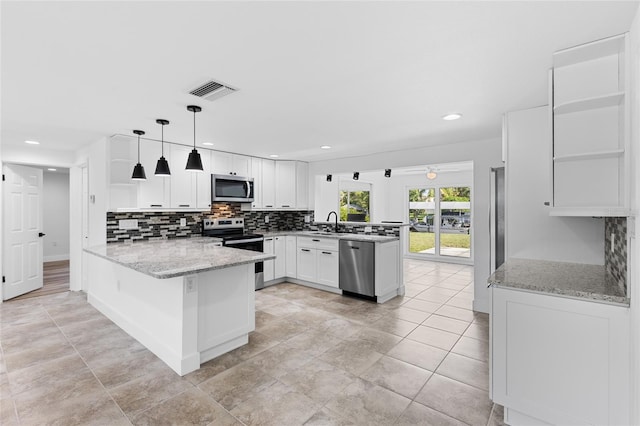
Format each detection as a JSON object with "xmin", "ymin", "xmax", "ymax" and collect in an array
[
  {"xmin": 154, "ymin": 119, "xmax": 171, "ymax": 176},
  {"xmin": 131, "ymin": 130, "xmax": 147, "ymax": 181},
  {"xmin": 185, "ymin": 105, "xmax": 203, "ymax": 172}
]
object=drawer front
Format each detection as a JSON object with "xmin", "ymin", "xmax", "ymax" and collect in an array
[{"xmin": 297, "ymin": 236, "xmax": 339, "ymax": 251}]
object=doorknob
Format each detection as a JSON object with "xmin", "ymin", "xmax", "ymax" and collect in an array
[{"xmin": 38, "ymin": 232, "xmax": 46, "ymax": 237}]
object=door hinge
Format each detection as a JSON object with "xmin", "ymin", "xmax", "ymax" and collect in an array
[
  {"xmin": 2, "ymin": 174, "xmax": 5, "ymax": 181},
  {"xmin": 2, "ymin": 276, "xmax": 5, "ymax": 283}
]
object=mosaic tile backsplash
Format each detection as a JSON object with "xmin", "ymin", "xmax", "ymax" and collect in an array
[
  {"xmin": 107, "ymin": 203, "xmax": 401, "ymax": 242},
  {"xmin": 604, "ymin": 217, "xmax": 627, "ymax": 294}
]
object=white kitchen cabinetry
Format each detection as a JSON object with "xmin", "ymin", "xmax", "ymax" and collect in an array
[
  {"xmin": 108, "ymin": 135, "xmax": 137, "ymax": 210},
  {"xmin": 263, "ymin": 237, "xmax": 275, "ymax": 282},
  {"xmin": 169, "ymin": 144, "xmax": 197, "ymax": 209},
  {"xmin": 275, "ymin": 161, "xmax": 296, "ymax": 209},
  {"xmin": 550, "ymin": 33, "xmax": 630, "ymax": 216},
  {"xmin": 296, "ymin": 237, "xmax": 339, "ymax": 289},
  {"xmin": 195, "ymin": 150, "xmax": 212, "ymax": 209},
  {"xmin": 137, "ymin": 139, "xmax": 170, "ymax": 208},
  {"xmin": 275, "ymin": 161, "xmax": 309, "ymax": 209},
  {"xmin": 250, "ymin": 157, "xmax": 263, "ymax": 209},
  {"xmin": 316, "ymin": 249, "xmax": 339, "ymax": 287},
  {"xmin": 212, "ymin": 151, "xmax": 250, "ymax": 177},
  {"xmin": 274, "ymin": 236, "xmax": 286, "ymax": 279},
  {"xmin": 262, "ymin": 159, "xmax": 276, "ymax": 209},
  {"xmin": 491, "ymin": 286, "xmax": 630, "ymax": 425},
  {"xmin": 285, "ymin": 236, "xmax": 297, "ymax": 278}
]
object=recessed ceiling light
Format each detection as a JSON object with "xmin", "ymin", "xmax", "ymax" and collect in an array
[
  {"xmin": 269, "ymin": 154, "xmax": 279, "ymax": 158},
  {"xmin": 320, "ymin": 145, "xmax": 332, "ymax": 149},
  {"xmin": 202, "ymin": 142, "xmax": 214, "ymax": 146},
  {"xmin": 47, "ymin": 168, "xmax": 57, "ymax": 171},
  {"xmin": 25, "ymin": 140, "xmax": 40, "ymax": 145},
  {"xmin": 442, "ymin": 113, "xmax": 462, "ymax": 121}
]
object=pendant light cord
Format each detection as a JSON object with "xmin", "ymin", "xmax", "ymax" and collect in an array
[
  {"xmin": 137, "ymin": 135, "xmax": 140, "ymax": 162},
  {"xmin": 193, "ymin": 110, "xmax": 196, "ymax": 149},
  {"xmin": 161, "ymin": 125, "xmax": 164, "ymax": 157}
]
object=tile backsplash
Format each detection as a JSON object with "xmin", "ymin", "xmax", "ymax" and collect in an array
[
  {"xmin": 604, "ymin": 217, "xmax": 627, "ymax": 294},
  {"xmin": 107, "ymin": 203, "xmax": 402, "ymax": 242}
]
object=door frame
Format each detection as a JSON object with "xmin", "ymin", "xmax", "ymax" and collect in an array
[{"xmin": 404, "ymin": 183, "xmax": 474, "ymax": 265}]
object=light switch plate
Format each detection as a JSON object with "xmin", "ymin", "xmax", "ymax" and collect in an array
[
  {"xmin": 304, "ymin": 215, "xmax": 310, "ymax": 223},
  {"xmin": 364, "ymin": 226, "xmax": 373, "ymax": 233},
  {"xmin": 180, "ymin": 218, "xmax": 187, "ymax": 227},
  {"xmin": 265, "ymin": 215, "xmax": 269, "ymax": 223}
]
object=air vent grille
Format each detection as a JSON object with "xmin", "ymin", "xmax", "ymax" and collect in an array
[{"xmin": 189, "ymin": 80, "xmax": 238, "ymax": 102}]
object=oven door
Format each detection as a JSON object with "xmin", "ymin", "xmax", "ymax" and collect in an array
[{"xmin": 223, "ymin": 238, "xmax": 264, "ymax": 290}]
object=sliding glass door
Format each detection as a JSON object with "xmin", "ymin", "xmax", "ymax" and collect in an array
[{"xmin": 408, "ymin": 186, "xmax": 471, "ymax": 260}]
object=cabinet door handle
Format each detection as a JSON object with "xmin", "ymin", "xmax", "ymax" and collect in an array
[
  {"xmin": 322, "ymin": 251, "xmax": 332, "ymax": 255},
  {"xmin": 150, "ymin": 204, "xmax": 162, "ymax": 207},
  {"xmin": 301, "ymin": 249, "xmax": 311, "ymax": 252},
  {"xmin": 265, "ymin": 205, "xmax": 273, "ymax": 208},
  {"xmin": 312, "ymin": 239, "xmax": 320, "ymax": 242},
  {"xmin": 543, "ymin": 201, "xmax": 550, "ymax": 206},
  {"xmin": 265, "ymin": 238, "xmax": 273, "ymax": 241},
  {"xmin": 179, "ymin": 204, "xmax": 190, "ymax": 207},
  {"xmin": 281, "ymin": 205, "xmax": 290, "ymax": 208}
]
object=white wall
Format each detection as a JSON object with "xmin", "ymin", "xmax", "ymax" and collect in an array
[
  {"xmin": 628, "ymin": 6, "xmax": 640, "ymax": 425},
  {"xmin": 309, "ymin": 137, "xmax": 503, "ymax": 313},
  {"xmin": 42, "ymin": 171, "xmax": 70, "ymax": 261}
]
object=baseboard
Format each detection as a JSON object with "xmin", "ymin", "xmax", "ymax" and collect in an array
[{"xmin": 44, "ymin": 254, "xmax": 70, "ymax": 262}]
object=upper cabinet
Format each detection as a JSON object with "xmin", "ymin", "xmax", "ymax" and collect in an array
[
  {"xmin": 212, "ymin": 151, "xmax": 250, "ymax": 177},
  {"xmin": 106, "ymin": 136, "xmax": 308, "ymax": 212},
  {"xmin": 275, "ymin": 160, "xmax": 308, "ymax": 210},
  {"xmin": 550, "ymin": 33, "xmax": 630, "ymax": 216}
]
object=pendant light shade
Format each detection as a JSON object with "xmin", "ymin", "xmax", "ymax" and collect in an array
[
  {"xmin": 154, "ymin": 119, "xmax": 171, "ymax": 176},
  {"xmin": 131, "ymin": 130, "xmax": 147, "ymax": 181},
  {"xmin": 186, "ymin": 105, "xmax": 203, "ymax": 172}
]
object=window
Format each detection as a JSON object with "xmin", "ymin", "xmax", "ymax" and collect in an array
[{"xmin": 339, "ymin": 182, "xmax": 371, "ymax": 222}]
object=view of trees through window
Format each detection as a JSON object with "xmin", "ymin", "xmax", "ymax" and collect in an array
[
  {"xmin": 339, "ymin": 190, "xmax": 370, "ymax": 222},
  {"xmin": 409, "ymin": 186, "xmax": 471, "ymax": 258}
]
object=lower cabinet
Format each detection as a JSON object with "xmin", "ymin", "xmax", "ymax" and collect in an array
[
  {"xmin": 264, "ymin": 236, "xmax": 287, "ymax": 282},
  {"xmin": 285, "ymin": 236, "xmax": 297, "ymax": 278},
  {"xmin": 296, "ymin": 237, "xmax": 339, "ymax": 289},
  {"xmin": 274, "ymin": 236, "xmax": 285, "ymax": 279},
  {"xmin": 263, "ymin": 237, "xmax": 275, "ymax": 282},
  {"xmin": 491, "ymin": 286, "xmax": 630, "ymax": 426}
]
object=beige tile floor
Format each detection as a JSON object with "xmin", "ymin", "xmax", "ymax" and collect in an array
[{"xmin": 0, "ymin": 259, "xmax": 505, "ymax": 425}]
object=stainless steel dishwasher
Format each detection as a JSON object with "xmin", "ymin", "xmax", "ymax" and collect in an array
[{"xmin": 339, "ymin": 239, "xmax": 375, "ymax": 297}]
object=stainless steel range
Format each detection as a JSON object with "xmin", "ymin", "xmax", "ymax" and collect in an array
[{"xmin": 202, "ymin": 218, "xmax": 265, "ymax": 290}]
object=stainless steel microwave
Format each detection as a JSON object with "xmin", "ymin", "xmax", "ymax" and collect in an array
[{"xmin": 211, "ymin": 174, "xmax": 254, "ymax": 203}]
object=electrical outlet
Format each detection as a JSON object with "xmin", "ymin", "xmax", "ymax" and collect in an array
[
  {"xmin": 180, "ymin": 218, "xmax": 187, "ymax": 227},
  {"xmin": 364, "ymin": 226, "xmax": 373, "ymax": 233},
  {"xmin": 265, "ymin": 215, "xmax": 269, "ymax": 223},
  {"xmin": 611, "ymin": 232, "xmax": 615, "ymax": 253},
  {"xmin": 304, "ymin": 215, "xmax": 310, "ymax": 223},
  {"xmin": 119, "ymin": 219, "xmax": 138, "ymax": 230}
]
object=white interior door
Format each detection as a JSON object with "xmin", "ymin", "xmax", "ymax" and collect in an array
[{"xmin": 3, "ymin": 164, "xmax": 44, "ymax": 300}]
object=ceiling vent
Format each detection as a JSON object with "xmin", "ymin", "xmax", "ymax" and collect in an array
[{"xmin": 189, "ymin": 80, "xmax": 238, "ymax": 102}]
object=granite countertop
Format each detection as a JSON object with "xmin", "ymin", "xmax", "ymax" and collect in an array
[
  {"xmin": 85, "ymin": 237, "xmax": 275, "ymax": 279},
  {"xmin": 260, "ymin": 230, "xmax": 399, "ymax": 243},
  {"xmin": 313, "ymin": 221, "xmax": 410, "ymax": 227},
  {"xmin": 488, "ymin": 258, "xmax": 629, "ymax": 305}
]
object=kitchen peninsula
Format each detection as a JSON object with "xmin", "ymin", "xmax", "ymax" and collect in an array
[{"xmin": 85, "ymin": 237, "xmax": 274, "ymax": 376}]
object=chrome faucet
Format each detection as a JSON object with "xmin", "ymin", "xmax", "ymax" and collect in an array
[{"xmin": 326, "ymin": 211, "xmax": 339, "ymax": 233}]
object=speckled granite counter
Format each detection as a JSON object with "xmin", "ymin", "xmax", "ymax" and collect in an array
[
  {"xmin": 488, "ymin": 258, "xmax": 628, "ymax": 305},
  {"xmin": 85, "ymin": 237, "xmax": 275, "ymax": 279},
  {"xmin": 261, "ymin": 231, "xmax": 399, "ymax": 243}
]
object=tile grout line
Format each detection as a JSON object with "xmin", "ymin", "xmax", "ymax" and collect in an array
[{"xmin": 44, "ymin": 302, "xmax": 134, "ymax": 426}]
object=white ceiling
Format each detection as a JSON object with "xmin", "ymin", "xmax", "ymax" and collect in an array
[{"xmin": 2, "ymin": 1, "xmax": 637, "ymax": 162}]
